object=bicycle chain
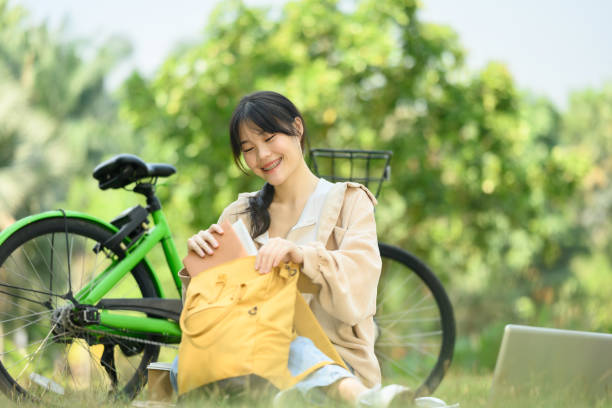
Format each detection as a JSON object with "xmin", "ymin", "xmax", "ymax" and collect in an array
[{"xmin": 60, "ymin": 307, "xmax": 179, "ymax": 350}]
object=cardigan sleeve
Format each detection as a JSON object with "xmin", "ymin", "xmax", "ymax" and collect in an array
[{"xmin": 298, "ymin": 187, "xmax": 381, "ymax": 326}]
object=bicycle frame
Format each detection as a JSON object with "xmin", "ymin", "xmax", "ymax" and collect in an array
[
  {"xmin": 80, "ymin": 208, "xmax": 183, "ymax": 339},
  {"xmin": 0, "ymin": 208, "xmax": 184, "ymax": 340}
]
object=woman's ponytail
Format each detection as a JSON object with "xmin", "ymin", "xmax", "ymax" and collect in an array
[{"xmin": 247, "ymin": 182, "xmax": 275, "ymax": 238}]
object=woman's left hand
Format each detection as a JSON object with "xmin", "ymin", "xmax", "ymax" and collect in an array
[{"xmin": 255, "ymin": 237, "xmax": 304, "ymax": 274}]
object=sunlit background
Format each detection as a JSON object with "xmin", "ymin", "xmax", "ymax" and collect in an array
[
  {"xmin": 1, "ymin": 0, "xmax": 611, "ymax": 382},
  {"xmin": 14, "ymin": 0, "xmax": 612, "ymax": 108}
]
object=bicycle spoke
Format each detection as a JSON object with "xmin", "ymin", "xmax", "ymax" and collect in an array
[
  {"xmin": 0, "ymin": 290, "xmax": 45, "ymax": 316},
  {"xmin": 44, "ymin": 233, "xmax": 72, "ymax": 289},
  {"xmin": 32, "ymin": 236, "xmax": 56, "ymax": 282},
  {"xmin": 379, "ymin": 288, "xmax": 434, "ymax": 334},
  {"xmin": 0, "ymin": 309, "xmax": 52, "ymax": 325},
  {"xmin": 0, "ymin": 288, "xmax": 51, "ymax": 308},
  {"xmin": 79, "ymin": 235, "xmax": 88, "ymax": 293},
  {"xmin": 376, "ymin": 314, "xmax": 439, "ymax": 325},
  {"xmin": 405, "ymin": 292, "xmax": 433, "ymax": 312},
  {"xmin": 0, "ymin": 314, "xmax": 52, "ymax": 340},
  {"xmin": 76, "ymin": 245, "xmax": 112, "ymax": 300},
  {"xmin": 375, "ymin": 349, "xmax": 421, "ymax": 381},
  {"xmin": 0, "ymin": 280, "xmax": 67, "ymax": 301},
  {"xmin": 0, "ymin": 217, "xmax": 164, "ymax": 402},
  {"xmin": 68, "ymin": 233, "xmax": 75, "ymax": 294},
  {"xmin": 376, "ymin": 307, "xmax": 439, "ymax": 323},
  {"xmin": 378, "ymin": 267, "xmax": 418, "ymax": 306},
  {"xmin": 15, "ymin": 318, "xmax": 61, "ymax": 383},
  {"xmin": 1, "ymin": 332, "xmax": 65, "ymax": 364},
  {"xmin": 6, "ymin": 255, "xmax": 48, "ymax": 306},
  {"xmin": 71, "ymin": 341, "xmax": 112, "ymax": 389},
  {"xmin": 64, "ymin": 340, "xmax": 79, "ymax": 392},
  {"xmin": 375, "ymin": 243, "xmax": 455, "ymax": 393},
  {"xmin": 16, "ymin": 244, "xmax": 48, "ymax": 292},
  {"xmin": 384, "ymin": 330, "xmax": 443, "ymax": 341},
  {"xmin": 376, "ymin": 340, "xmax": 440, "ymax": 350},
  {"xmin": 377, "ymin": 347, "xmax": 438, "ymax": 360}
]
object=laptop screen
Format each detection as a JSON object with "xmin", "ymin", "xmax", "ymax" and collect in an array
[{"xmin": 489, "ymin": 324, "xmax": 612, "ymax": 405}]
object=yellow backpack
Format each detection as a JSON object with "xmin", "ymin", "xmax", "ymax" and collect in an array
[{"xmin": 177, "ymin": 256, "xmax": 347, "ymax": 396}]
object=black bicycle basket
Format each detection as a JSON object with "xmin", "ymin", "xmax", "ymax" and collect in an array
[{"xmin": 309, "ymin": 148, "xmax": 392, "ymax": 198}]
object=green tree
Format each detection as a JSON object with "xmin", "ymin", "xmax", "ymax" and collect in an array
[
  {"xmin": 552, "ymin": 83, "xmax": 612, "ymax": 333},
  {"xmin": 0, "ymin": 0, "xmax": 133, "ymax": 224},
  {"xmin": 120, "ymin": 0, "xmax": 589, "ymax": 371}
]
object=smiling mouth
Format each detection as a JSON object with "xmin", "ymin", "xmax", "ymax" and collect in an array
[{"xmin": 262, "ymin": 158, "xmax": 282, "ymax": 171}]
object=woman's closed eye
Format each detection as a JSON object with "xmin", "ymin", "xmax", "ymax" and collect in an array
[{"xmin": 242, "ymin": 135, "xmax": 275, "ymax": 153}]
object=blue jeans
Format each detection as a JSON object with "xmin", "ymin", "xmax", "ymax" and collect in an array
[{"xmin": 169, "ymin": 336, "xmax": 353, "ymax": 398}]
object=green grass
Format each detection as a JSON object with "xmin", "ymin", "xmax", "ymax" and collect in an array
[
  {"xmin": 431, "ymin": 369, "xmax": 492, "ymax": 407},
  {"xmin": 434, "ymin": 368, "xmax": 612, "ymax": 408},
  {"xmin": 1, "ymin": 369, "xmax": 611, "ymax": 407}
]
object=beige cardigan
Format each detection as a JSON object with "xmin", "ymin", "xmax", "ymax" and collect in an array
[{"xmin": 179, "ymin": 181, "xmax": 382, "ymax": 387}]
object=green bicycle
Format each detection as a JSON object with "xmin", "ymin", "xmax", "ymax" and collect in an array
[{"xmin": 0, "ymin": 152, "xmax": 455, "ymax": 403}]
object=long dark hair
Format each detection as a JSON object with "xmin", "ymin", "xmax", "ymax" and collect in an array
[{"xmin": 229, "ymin": 91, "xmax": 308, "ymax": 238}]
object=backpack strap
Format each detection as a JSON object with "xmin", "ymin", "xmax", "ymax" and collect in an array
[{"xmin": 294, "ymin": 292, "xmax": 349, "ymax": 371}]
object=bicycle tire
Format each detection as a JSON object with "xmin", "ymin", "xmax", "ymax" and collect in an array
[
  {"xmin": 376, "ymin": 242, "xmax": 455, "ymax": 396},
  {"xmin": 0, "ymin": 216, "xmax": 161, "ymax": 403}
]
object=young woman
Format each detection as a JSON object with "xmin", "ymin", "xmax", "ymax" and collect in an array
[{"xmin": 174, "ymin": 91, "xmax": 411, "ymax": 407}]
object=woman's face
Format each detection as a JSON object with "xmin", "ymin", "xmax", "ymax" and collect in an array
[{"xmin": 239, "ymin": 120, "xmax": 303, "ymax": 186}]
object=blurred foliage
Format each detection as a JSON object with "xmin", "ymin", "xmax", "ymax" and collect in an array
[
  {"xmin": 554, "ymin": 85, "xmax": 612, "ymax": 332},
  {"xmin": 1, "ymin": 0, "xmax": 612, "ymax": 372},
  {"xmin": 119, "ymin": 0, "xmax": 597, "ymax": 369},
  {"xmin": 0, "ymin": 0, "xmax": 137, "ymax": 224}
]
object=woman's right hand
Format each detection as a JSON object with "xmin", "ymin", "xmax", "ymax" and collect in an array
[{"xmin": 187, "ymin": 224, "xmax": 224, "ymax": 257}]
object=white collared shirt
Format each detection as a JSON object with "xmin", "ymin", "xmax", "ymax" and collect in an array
[{"xmin": 253, "ymin": 178, "xmax": 334, "ymax": 246}]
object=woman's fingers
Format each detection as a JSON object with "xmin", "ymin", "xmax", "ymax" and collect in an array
[
  {"xmin": 197, "ymin": 229, "xmax": 219, "ymax": 248},
  {"xmin": 187, "ymin": 235, "xmax": 212, "ymax": 257},
  {"xmin": 209, "ymin": 223, "xmax": 224, "ymax": 235},
  {"xmin": 187, "ymin": 237, "xmax": 205, "ymax": 257},
  {"xmin": 271, "ymin": 251, "xmax": 289, "ymax": 270},
  {"xmin": 187, "ymin": 225, "xmax": 224, "ymax": 257},
  {"xmin": 256, "ymin": 239, "xmax": 293, "ymax": 273},
  {"xmin": 255, "ymin": 241, "xmax": 275, "ymax": 273},
  {"xmin": 270, "ymin": 242, "xmax": 290, "ymax": 269},
  {"xmin": 194, "ymin": 235, "xmax": 214, "ymax": 255}
]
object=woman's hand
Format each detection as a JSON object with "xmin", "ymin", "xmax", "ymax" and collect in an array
[
  {"xmin": 256, "ymin": 237, "xmax": 304, "ymax": 274},
  {"xmin": 187, "ymin": 224, "xmax": 224, "ymax": 257}
]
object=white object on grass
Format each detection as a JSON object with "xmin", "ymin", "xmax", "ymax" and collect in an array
[
  {"xmin": 29, "ymin": 372, "xmax": 65, "ymax": 395},
  {"xmin": 414, "ymin": 396, "xmax": 460, "ymax": 408},
  {"xmin": 357, "ymin": 384, "xmax": 412, "ymax": 407}
]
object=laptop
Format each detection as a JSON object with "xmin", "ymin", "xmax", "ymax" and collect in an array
[{"xmin": 489, "ymin": 324, "xmax": 612, "ymax": 406}]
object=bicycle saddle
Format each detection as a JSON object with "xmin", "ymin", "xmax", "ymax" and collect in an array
[{"xmin": 93, "ymin": 153, "xmax": 176, "ymax": 190}]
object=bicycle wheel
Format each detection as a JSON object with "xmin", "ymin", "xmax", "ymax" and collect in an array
[
  {"xmin": 375, "ymin": 242, "xmax": 455, "ymax": 396},
  {"xmin": 0, "ymin": 216, "xmax": 161, "ymax": 403}
]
